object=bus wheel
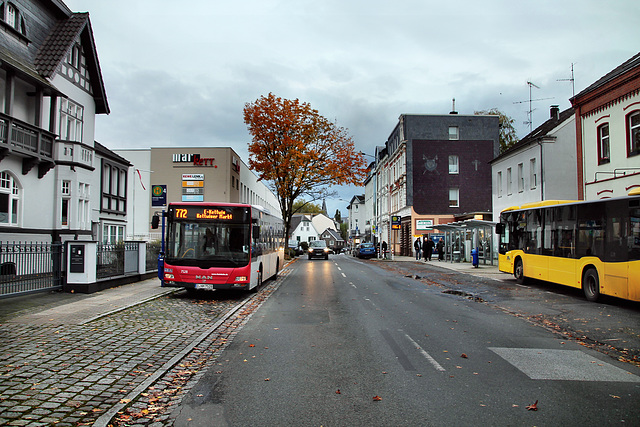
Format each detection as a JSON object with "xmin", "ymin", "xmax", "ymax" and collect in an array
[
  {"xmin": 251, "ymin": 267, "xmax": 263, "ymax": 293},
  {"xmin": 514, "ymin": 258, "xmax": 525, "ymax": 284},
  {"xmin": 582, "ymin": 268, "xmax": 600, "ymax": 302}
]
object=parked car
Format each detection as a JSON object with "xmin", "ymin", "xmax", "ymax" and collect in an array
[
  {"xmin": 308, "ymin": 240, "xmax": 329, "ymax": 260},
  {"xmin": 355, "ymin": 242, "xmax": 376, "ymax": 259}
]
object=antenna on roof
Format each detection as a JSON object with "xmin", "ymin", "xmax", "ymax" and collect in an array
[
  {"xmin": 557, "ymin": 63, "xmax": 576, "ymax": 98},
  {"xmin": 450, "ymin": 98, "xmax": 458, "ymax": 114},
  {"xmin": 513, "ymin": 81, "xmax": 554, "ymax": 133}
]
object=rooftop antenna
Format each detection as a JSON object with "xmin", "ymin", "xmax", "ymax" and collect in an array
[
  {"xmin": 450, "ymin": 97, "xmax": 458, "ymax": 114},
  {"xmin": 513, "ymin": 81, "xmax": 554, "ymax": 133},
  {"xmin": 557, "ymin": 62, "xmax": 576, "ymax": 98}
]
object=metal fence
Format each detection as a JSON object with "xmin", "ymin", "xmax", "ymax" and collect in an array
[
  {"xmin": 97, "ymin": 242, "xmax": 142, "ymax": 279},
  {"xmin": 0, "ymin": 241, "xmax": 62, "ymax": 298}
]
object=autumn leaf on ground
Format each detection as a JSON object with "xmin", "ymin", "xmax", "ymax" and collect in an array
[
  {"xmin": 460, "ymin": 353, "xmax": 468, "ymax": 359},
  {"xmin": 526, "ymin": 400, "xmax": 538, "ymax": 411},
  {"xmin": 249, "ymin": 344, "xmax": 256, "ymax": 347},
  {"xmin": 373, "ymin": 395, "xmax": 382, "ymax": 401},
  {"xmin": 336, "ymin": 389, "xmax": 341, "ymax": 394}
]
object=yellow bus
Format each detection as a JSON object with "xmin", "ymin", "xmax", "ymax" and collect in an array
[{"xmin": 496, "ymin": 189, "xmax": 640, "ymax": 302}]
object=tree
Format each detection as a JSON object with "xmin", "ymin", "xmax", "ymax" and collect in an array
[
  {"xmin": 244, "ymin": 93, "xmax": 367, "ymax": 247},
  {"xmin": 475, "ymin": 108, "xmax": 519, "ymax": 153},
  {"xmin": 292, "ymin": 200, "xmax": 323, "ymax": 214}
]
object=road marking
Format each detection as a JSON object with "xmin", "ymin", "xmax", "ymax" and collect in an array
[
  {"xmin": 404, "ymin": 332, "xmax": 446, "ymax": 372},
  {"xmin": 350, "ymin": 283, "xmax": 356, "ymax": 288},
  {"xmin": 337, "ymin": 266, "xmax": 342, "ymax": 270},
  {"xmin": 341, "ymin": 272, "xmax": 346, "ymax": 278},
  {"xmin": 490, "ymin": 348, "xmax": 640, "ymax": 382}
]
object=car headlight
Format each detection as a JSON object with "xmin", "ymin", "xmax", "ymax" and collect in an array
[
  {"xmin": 308, "ymin": 248, "xmax": 313, "ymax": 253},
  {"xmin": 324, "ymin": 248, "xmax": 329, "ymax": 252}
]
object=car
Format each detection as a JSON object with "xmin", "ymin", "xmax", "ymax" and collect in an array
[
  {"xmin": 308, "ymin": 240, "xmax": 329, "ymax": 260},
  {"xmin": 355, "ymin": 242, "xmax": 376, "ymax": 259}
]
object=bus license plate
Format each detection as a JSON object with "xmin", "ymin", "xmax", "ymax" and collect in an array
[{"xmin": 196, "ymin": 284, "xmax": 215, "ymax": 291}]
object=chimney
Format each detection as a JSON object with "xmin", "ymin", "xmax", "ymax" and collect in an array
[
  {"xmin": 550, "ymin": 105, "xmax": 559, "ymax": 120},
  {"xmin": 450, "ymin": 98, "xmax": 458, "ymax": 114}
]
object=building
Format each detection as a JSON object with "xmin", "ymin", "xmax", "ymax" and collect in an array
[
  {"xmin": 571, "ymin": 52, "xmax": 640, "ymax": 200},
  {"xmin": 372, "ymin": 113, "xmax": 499, "ymax": 256},
  {"xmin": 346, "ymin": 194, "xmax": 366, "ymax": 245},
  {"xmin": 319, "ymin": 228, "xmax": 345, "ymax": 253},
  {"xmin": 287, "ymin": 214, "xmax": 319, "ymax": 248},
  {"xmin": 490, "ymin": 106, "xmax": 577, "ymax": 220},
  {"xmin": 0, "ymin": 0, "xmax": 112, "ymax": 243},
  {"xmin": 114, "ymin": 147, "xmax": 280, "ymax": 241}
]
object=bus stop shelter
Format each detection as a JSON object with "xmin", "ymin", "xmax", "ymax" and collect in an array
[{"xmin": 436, "ymin": 220, "xmax": 497, "ymax": 265}]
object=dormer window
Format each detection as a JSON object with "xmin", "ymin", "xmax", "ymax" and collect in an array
[{"xmin": 1, "ymin": 2, "xmax": 27, "ymax": 36}]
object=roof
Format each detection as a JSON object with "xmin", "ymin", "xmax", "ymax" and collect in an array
[
  {"xmin": 35, "ymin": 12, "xmax": 110, "ymax": 114},
  {"xmin": 95, "ymin": 141, "xmax": 131, "ymax": 166},
  {"xmin": 321, "ymin": 228, "xmax": 344, "ymax": 241},
  {"xmin": 490, "ymin": 107, "xmax": 574, "ymax": 163},
  {"xmin": 571, "ymin": 52, "xmax": 640, "ymax": 102}
]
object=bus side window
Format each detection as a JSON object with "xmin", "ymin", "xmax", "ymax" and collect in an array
[{"xmin": 630, "ymin": 207, "xmax": 640, "ymax": 261}]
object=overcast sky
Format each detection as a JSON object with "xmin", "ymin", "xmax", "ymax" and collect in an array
[{"xmin": 65, "ymin": 0, "xmax": 639, "ymax": 217}]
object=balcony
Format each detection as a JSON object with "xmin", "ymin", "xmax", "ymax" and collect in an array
[{"xmin": 0, "ymin": 112, "xmax": 56, "ymax": 178}]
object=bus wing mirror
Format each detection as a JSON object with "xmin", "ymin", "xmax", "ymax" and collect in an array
[
  {"xmin": 151, "ymin": 214, "xmax": 160, "ymax": 229},
  {"xmin": 495, "ymin": 223, "xmax": 504, "ymax": 235}
]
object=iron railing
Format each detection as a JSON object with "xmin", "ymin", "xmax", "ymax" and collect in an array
[{"xmin": 0, "ymin": 241, "xmax": 62, "ymax": 298}]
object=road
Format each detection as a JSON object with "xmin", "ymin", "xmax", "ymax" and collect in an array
[{"xmin": 174, "ymin": 255, "xmax": 640, "ymax": 426}]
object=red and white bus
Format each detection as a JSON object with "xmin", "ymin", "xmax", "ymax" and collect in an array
[{"xmin": 158, "ymin": 202, "xmax": 284, "ymax": 292}]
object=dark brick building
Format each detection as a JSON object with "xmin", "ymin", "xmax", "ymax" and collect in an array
[{"xmin": 374, "ymin": 113, "xmax": 499, "ymax": 256}]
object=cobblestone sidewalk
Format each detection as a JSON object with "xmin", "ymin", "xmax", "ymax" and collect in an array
[{"xmin": 0, "ymin": 268, "xmax": 290, "ymax": 426}]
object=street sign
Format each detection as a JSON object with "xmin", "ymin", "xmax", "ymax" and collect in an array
[
  {"xmin": 151, "ymin": 185, "xmax": 167, "ymax": 207},
  {"xmin": 391, "ymin": 215, "xmax": 401, "ymax": 230}
]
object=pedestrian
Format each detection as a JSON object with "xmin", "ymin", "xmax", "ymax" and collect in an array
[
  {"xmin": 436, "ymin": 238, "xmax": 445, "ymax": 261},
  {"xmin": 425, "ymin": 237, "xmax": 435, "ymax": 261},
  {"xmin": 382, "ymin": 241, "xmax": 388, "ymax": 259},
  {"xmin": 414, "ymin": 237, "xmax": 422, "ymax": 260}
]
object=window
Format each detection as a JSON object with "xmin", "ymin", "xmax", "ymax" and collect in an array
[
  {"xmin": 448, "ymin": 126, "xmax": 459, "ymax": 140},
  {"xmin": 627, "ymin": 111, "xmax": 640, "ymax": 157},
  {"xmin": 598, "ymin": 123, "xmax": 610, "ymax": 164},
  {"xmin": 101, "ymin": 160, "xmax": 127, "ymax": 215},
  {"xmin": 530, "ymin": 159, "xmax": 537, "ymax": 189},
  {"xmin": 507, "ymin": 167, "xmax": 512, "ymax": 195},
  {"xmin": 0, "ymin": 172, "xmax": 19, "ymax": 225},
  {"xmin": 78, "ymin": 183, "xmax": 90, "ymax": 230},
  {"xmin": 59, "ymin": 99, "xmax": 84, "ymax": 143},
  {"xmin": 62, "ymin": 180, "xmax": 71, "ymax": 196},
  {"xmin": 449, "ymin": 188, "xmax": 459, "ymax": 207},
  {"xmin": 517, "ymin": 163, "xmax": 524, "ymax": 193},
  {"xmin": 103, "ymin": 224, "xmax": 125, "ymax": 244},
  {"xmin": 5, "ymin": 3, "xmax": 16, "ymax": 28},
  {"xmin": 67, "ymin": 44, "xmax": 81, "ymax": 69},
  {"xmin": 448, "ymin": 155, "xmax": 459, "ymax": 174},
  {"xmin": 497, "ymin": 171, "xmax": 503, "ymax": 197}
]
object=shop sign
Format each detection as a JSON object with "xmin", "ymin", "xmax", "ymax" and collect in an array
[
  {"xmin": 182, "ymin": 173, "xmax": 204, "ymax": 180},
  {"xmin": 173, "ymin": 154, "xmax": 216, "ymax": 167},
  {"xmin": 416, "ymin": 219, "xmax": 433, "ymax": 231}
]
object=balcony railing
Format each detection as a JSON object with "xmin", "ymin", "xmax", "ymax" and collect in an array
[{"xmin": 0, "ymin": 113, "xmax": 55, "ymax": 160}]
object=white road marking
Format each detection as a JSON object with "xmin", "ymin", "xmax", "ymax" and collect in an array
[
  {"xmin": 404, "ymin": 332, "xmax": 446, "ymax": 372},
  {"xmin": 341, "ymin": 272, "xmax": 347, "ymax": 278}
]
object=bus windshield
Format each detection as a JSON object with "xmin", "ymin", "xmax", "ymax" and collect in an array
[{"xmin": 166, "ymin": 220, "xmax": 250, "ymax": 268}]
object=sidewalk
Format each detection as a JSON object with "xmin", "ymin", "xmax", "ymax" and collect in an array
[
  {"xmin": 374, "ymin": 255, "xmax": 507, "ymax": 281},
  {"xmin": 0, "ymin": 277, "xmax": 177, "ymax": 325}
]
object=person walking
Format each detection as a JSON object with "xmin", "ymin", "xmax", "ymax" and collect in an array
[
  {"xmin": 381, "ymin": 241, "xmax": 388, "ymax": 259},
  {"xmin": 414, "ymin": 238, "xmax": 422, "ymax": 260},
  {"xmin": 436, "ymin": 238, "xmax": 445, "ymax": 261},
  {"xmin": 424, "ymin": 237, "xmax": 435, "ymax": 261}
]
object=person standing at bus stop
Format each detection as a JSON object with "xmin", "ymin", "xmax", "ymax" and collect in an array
[
  {"xmin": 436, "ymin": 238, "xmax": 445, "ymax": 261},
  {"xmin": 414, "ymin": 238, "xmax": 422, "ymax": 260},
  {"xmin": 424, "ymin": 237, "xmax": 435, "ymax": 261}
]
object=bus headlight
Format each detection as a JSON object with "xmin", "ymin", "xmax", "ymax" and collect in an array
[
  {"xmin": 164, "ymin": 273, "xmax": 174, "ymax": 279},
  {"xmin": 235, "ymin": 276, "xmax": 248, "ymax": 282}
]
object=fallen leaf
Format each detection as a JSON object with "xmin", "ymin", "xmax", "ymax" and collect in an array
[
  {"xmin": 526, "ymin": 400, "xmax": 538, "ymax": 411},
  {"xmin": 460, "ymin": 353, "xmax": 468, "ymax": 359},
  {"xmin": 336, "ymin": 389, "xmax": 341, "ymax": 394},
  {"xmin": 249, "ymin": 344, "xmax": 256, "ymax": 347},
  {"xmin": 373, "ymin": 395, "xmax": 382, "ymax": 401},
  {"xmin": 264, "ymin": 378, "xmax": 270, "ymax": 381}
]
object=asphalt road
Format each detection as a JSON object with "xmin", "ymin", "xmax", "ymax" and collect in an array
[{"xmin": 174, "ymin": 255, "xmax": 640, "ymax": 426}]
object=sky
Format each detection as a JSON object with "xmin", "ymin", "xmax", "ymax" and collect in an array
[{"xmin": 64, "ymin": 0, "xmax": 640, "ymax": 218}]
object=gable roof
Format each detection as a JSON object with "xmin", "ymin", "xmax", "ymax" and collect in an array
[
  {"xmin": 490, "ymin": 107, "xmax": 574, "ymax": 163},
  {"xmin": 321, "ymin": 228, "xmax": 343, "ymax": 242},
  {"xmin": 571, "ymin": 52, "xmax": 640, "ymax": 103},
  {"xmin": 35, "ymin": 12, "xmax": 110, "ymax": 114}
]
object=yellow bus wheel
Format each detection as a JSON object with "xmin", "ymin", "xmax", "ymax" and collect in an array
[{"xmin": 582, "ymin": 268, "xmax": 600, "ymax": 302}]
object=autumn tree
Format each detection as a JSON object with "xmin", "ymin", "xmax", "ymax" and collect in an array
[
  {"xmin": 475, "ymin": 108, "xmax": 519, "ymax": 153},
  {"xmin": 292, "ymin": 200, "xmax": 323, "ymax": 214},
  {"xmin": 244, "ymin": 93, "xmax": 367, "ymax": 247}
]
